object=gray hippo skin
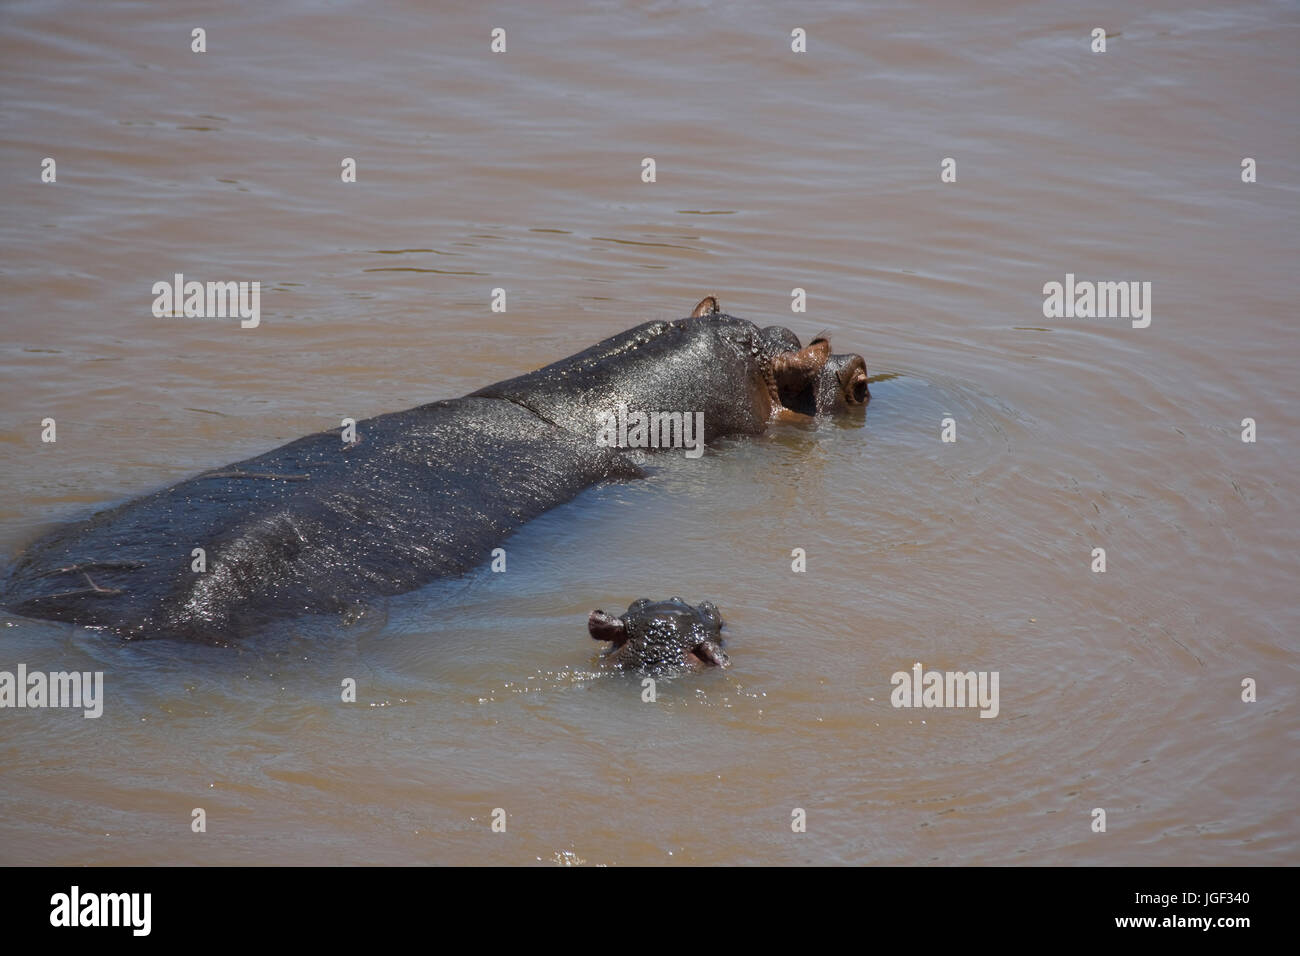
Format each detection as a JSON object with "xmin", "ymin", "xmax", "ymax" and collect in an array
[
  {"xmin": 589, "ymin": 598, "xmax": 728, "ymax": 673},
  {"xmin": 2, "ymin": 296, "xmax": 868, "ymax": 642}
]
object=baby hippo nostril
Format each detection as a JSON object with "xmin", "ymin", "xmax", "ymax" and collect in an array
[
  {"xmin": 692, "ymin": 641, "xmax": 730, "ymax": 668},
  {"xmin": 588, "ymin": 598, "xmax": 730, "ymax": 674}
]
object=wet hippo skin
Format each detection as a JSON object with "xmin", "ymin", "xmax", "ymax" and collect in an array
[
  {"xmin": 589, "ymin": 597, "xmax": 729, "ymax": 673},
  {"xmin": 2, "ymin": 296, "xmax": 868, "ymax": 642}
]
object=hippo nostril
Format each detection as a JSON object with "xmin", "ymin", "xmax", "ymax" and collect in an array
[
  {"xmin": 849, "ymin": 369, "xmax": 869, "ymax": 405},
  {"xmin": 692, "ymin": 639, "xmax": 730, "ymax": 668}
]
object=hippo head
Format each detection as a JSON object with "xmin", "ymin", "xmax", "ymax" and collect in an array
[
  {"xmin": 758, "ymin": 323, "xmax": 870, "ymax": 418},
  {"xmin": 588, "ymin": 597, "xmax": 729, "ymax": 673}
]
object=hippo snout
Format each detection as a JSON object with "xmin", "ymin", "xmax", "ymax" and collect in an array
[
  {"xmin": 821, "ymin": 353, "xmax": 870, "ymax": 411},
  {"xmin": 589, "ymin": 597, "xmax": 729, "ymax": 673},
  {"xmin": 764, "ymin": 329, "xmax": 869, "ymax": 417}
]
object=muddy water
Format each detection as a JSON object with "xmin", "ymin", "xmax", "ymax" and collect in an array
[{"xmin": 1, "ymin": 0, "xmax": 1296, "ymax": 866}]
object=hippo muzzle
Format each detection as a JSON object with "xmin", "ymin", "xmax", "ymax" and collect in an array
[
  {"xmin": 589, "ymin": 597, "xmax": 728, "ymax": 673},
  {"xmin": 818, "ymin": 351, "xmax": 870, "ymax": 411},
  {"xmin": 758, "ymin": 323, "xmax": 869, "ymax": 418}
]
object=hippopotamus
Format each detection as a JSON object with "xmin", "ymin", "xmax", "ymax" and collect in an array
[
  {"xmin": 2, "ymin": 296, "xmax": 868, "ymax": 643},
  {"xmin": 589, "ymin": 598, "xmax": 728, "ymax": 673}
]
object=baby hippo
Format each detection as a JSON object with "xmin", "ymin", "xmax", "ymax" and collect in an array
[{"xmin": 588, "ymin": 597, "xmax": 729, "ymax": 673}]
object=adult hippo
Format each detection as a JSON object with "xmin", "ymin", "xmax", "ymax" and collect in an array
[{"xmin": 2, "ymin": 296, "xmax": 869, "ymax": 642}]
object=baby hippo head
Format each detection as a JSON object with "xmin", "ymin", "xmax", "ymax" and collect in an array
[{"xmin": 588, "ymin": 597, "xmax": 728, "ymax": 673}]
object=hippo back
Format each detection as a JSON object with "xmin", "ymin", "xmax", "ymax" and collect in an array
[
  {"xmin": 2, "ymin": 398, "xmax": 639, "ymax": 641},
  {"xmin": 472, "ymin": 315, "xmax": 776, "ymax": 445}
]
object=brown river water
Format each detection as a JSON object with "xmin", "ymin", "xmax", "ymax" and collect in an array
[{"xmin": 1, "ymin": 0, "xmax": 1296, "ymax": 866}]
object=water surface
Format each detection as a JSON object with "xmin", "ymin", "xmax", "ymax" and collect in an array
[{"xmin": 1, "ymin": 0, "xmax": 1296, "ymax": 865}]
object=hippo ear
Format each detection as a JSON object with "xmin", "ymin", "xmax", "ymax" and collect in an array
[
  {"xmin": 690, "ymin": 296, "xmax": 720, "ymax": 318},
  {"xmin": 771, "ymin": 339, "xmax": 830, "ymax": 385},
  {"xmin": 698, "ymin": 600, "xmax": 723, "ymax": 631},
  {"xmin": 588, "ymin": 610, "xmax": 627, "ymax": 644}
]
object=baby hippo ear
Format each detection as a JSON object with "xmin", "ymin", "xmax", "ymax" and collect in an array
[
  {"xmin": 588, "ymin": 610, "xmax": 627, "ymax": 643},
  {"xmin": 698, "ymin": 600, "xmax": 724, "ymax": 631},
  {"xmin": 690, "ymin": 295, "xmax": 721, "ymax": 318}
]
